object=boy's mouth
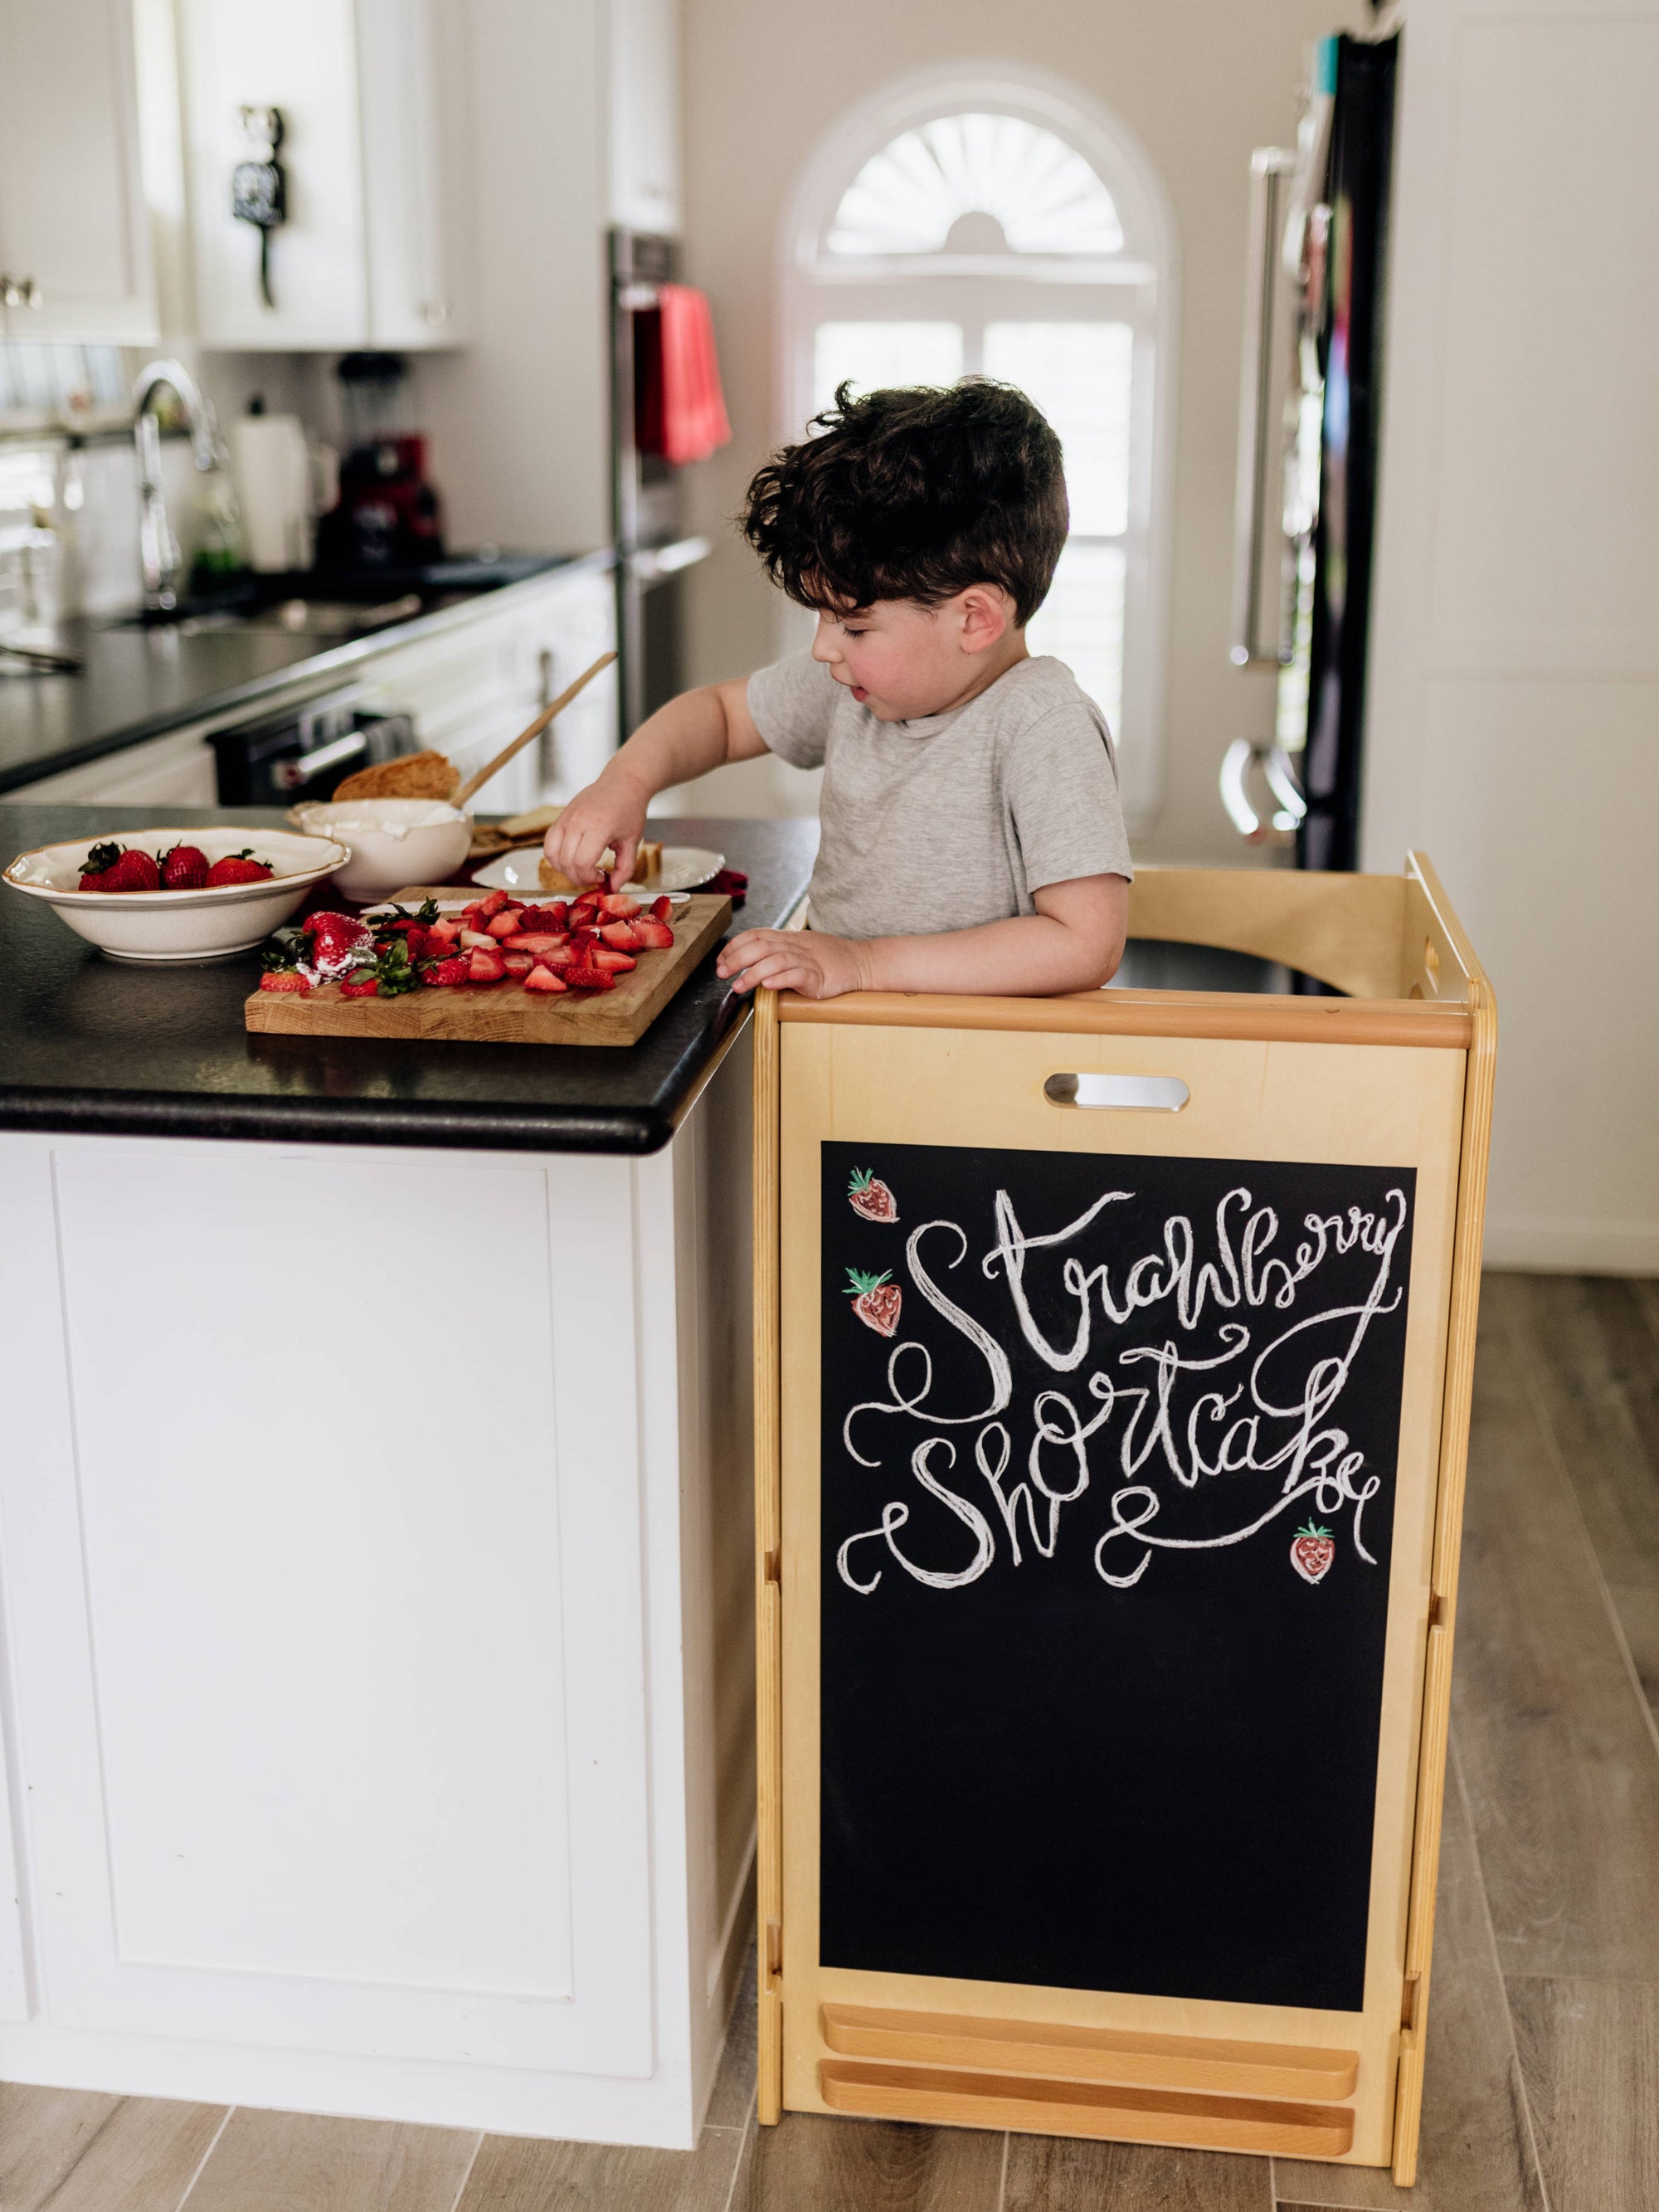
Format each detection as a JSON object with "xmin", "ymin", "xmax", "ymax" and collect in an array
[{"xmin": 850, "ymin": 685, "xmax": 868, "ymax": 703}]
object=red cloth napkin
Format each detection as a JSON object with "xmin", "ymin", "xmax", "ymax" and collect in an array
[
  {"xmin": 635, "ymin": 285, "xmax": 732, "ymax": 465},
  {"xmin": 708, "ymin": 867, "xmax": 747, "ymax": 907}
]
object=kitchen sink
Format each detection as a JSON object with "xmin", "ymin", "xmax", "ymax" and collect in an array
[
  {"xmin": 100, "ymin": 555, "xmax": 561, "ymax": 641},
  {"xmin": 108, "ymin": 591, "xmax": 424, "ymax": 640}
]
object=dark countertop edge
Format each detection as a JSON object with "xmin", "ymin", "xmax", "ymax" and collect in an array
[
  {"xmin": 0, "ymin": 1082, "xmax": 679, "ymax": 1157},
  {"xmin": 0, "ymin": 550, "xmax": 616, "ymax": 797}
]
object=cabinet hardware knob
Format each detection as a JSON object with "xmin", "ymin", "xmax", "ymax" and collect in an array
[{"xmin": 1, "ymin": 275, "xmax": 42, "ymax": 309}]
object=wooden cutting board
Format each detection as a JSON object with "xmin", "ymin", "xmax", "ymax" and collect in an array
[{"xmin": 245, "ymin": 892, "xmax": 732, "ymax": 1047}]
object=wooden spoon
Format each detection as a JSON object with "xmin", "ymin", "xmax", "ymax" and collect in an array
[{"xmin": 452, "ymin": 650, "xmax": 618, "ymax": 810}]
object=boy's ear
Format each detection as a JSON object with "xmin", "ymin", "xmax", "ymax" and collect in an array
[{"xmin": 956, "ymin": 585, "xmax": 1014, "ymax": 655}]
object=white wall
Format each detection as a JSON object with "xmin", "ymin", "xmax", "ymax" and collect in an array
[
  {"xmin": 408, "ymin": 0, "xmax": 611, "ymax": 558},
  {"xmin": 670, "ymin": 0, "xmax": 1363, "ymax": 853},
  {"xmin": 1363, "ymin": 0, "xmax": 1659, "ymax": 1274}
]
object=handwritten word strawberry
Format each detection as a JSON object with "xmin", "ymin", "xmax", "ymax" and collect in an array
[
  {"xmin": 845, "ymin": 1268, "xmax": 902, "ymax": 1337},
  {"xmin": 1290, "ymin": 1523, "xmax": 1335, "ymax": 1584},
  {"xmin": 848, "ymin": 1167, "xmax": 898, "ymax": 1223}
]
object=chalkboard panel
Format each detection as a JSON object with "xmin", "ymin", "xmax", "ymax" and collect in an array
[{"xmin": 819, "ymin": 1142, "xmax": 1416, "ymax": 2015}]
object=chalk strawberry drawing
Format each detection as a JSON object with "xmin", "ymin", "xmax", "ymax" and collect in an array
[
  {"xmin": 846, "ymin": 1267, "xmax": 902, "ymax": 1337},
  {"xmin": 847, "ymin": 1167, "xmax": 898, "ymax": 1223},
  {"xmin": 1291, "ymin": 1523, "xmax": 1336, "ymax": 1585}
]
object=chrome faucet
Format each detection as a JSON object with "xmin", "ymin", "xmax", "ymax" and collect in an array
[{"xmin": 132, "ymin": 359, "xmax": 222, "ymax": 613}]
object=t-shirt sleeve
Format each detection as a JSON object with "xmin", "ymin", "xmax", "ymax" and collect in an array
[
  {"xmin": 746, "ymin": 652, "xmax": 839, "ymax": 770},
  {"xmin": 1004, "ymin": 704, "xmax": 1135, "ymax": 892}
]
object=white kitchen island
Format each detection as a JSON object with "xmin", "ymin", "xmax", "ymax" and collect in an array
[{"xmin": 0, "ymin": 806, "xmax": 811, "ymax": 2147}]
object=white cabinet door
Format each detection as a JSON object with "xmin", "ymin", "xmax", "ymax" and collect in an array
[
  {"xmin": 607, "ymin": 0, "xmax": 682, "ymax": 236},
  {"xmin": 178, "ymin": 0, "xmax": 367, "ymax": 349},
  {"xmin": 0, "ymin": 1137, "xmax": 658, "ymax": 2078},
  {"xmin": 357, "ymin": 574, "xmax": 618, "ymax": 816},
  {"xmin": 7, "ymin": 724, "xmax": 219, "ymax": 807},
  {"xmin": 0, "ymin": 0, "xmax": 156, "ymax": 343},
  {"xmin": 178, "ymin": 0, "xmax": 469, "ymax": 352},
  {"xmin": 357, "ymin": 0, "xmax": 473, "ymax": 348}
]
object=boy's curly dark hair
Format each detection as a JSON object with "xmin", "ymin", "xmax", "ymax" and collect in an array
[{"xmin": 739, "ymin": 379, "xmax": 1068, "ymax": 627}]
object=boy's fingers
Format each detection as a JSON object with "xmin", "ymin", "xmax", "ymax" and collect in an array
[
  {"xmin": 730, "ymin": 948, "xmax": 805, "ymax": 995},
  {"xmin": 610, "ymin": 835, "xmax": 640, "ymax": 889}
]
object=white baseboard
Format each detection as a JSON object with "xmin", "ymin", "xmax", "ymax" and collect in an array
[{"xmin": 1482, "ymin": 1213, "xmax": 1659, "ymax": 1276}]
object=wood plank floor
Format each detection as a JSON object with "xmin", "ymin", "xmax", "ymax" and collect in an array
[{"xmin": 2, "ymin": 1273, "xmax": 1652, "ymax": 2211}]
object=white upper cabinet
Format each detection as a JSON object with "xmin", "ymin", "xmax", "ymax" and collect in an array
[
  {"xmin": 177, "ymin": 0, "xmax": 472, "ymax": 351},
  {"xmin": 607, "ymin": 0, "xmax": 682, "ymax": 235},
  {"xmin": 0, "ymin": 0, "xmax": 158, "ymax": 343}
]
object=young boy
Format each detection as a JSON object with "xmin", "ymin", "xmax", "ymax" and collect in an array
[{"xmin": 542, "ymin": 379, "xmax": 1132, "ymax": 998}]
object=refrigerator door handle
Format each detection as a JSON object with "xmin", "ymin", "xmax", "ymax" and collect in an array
[
  {"xmin": 1231, "ymin": 149, "xmax": 1297, "ymax": 669},
  {"xmin": 1220, "ymin": 738, "xmax": 1306, "ymax": 843}
]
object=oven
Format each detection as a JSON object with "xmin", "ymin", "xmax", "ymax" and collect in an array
[{"xmin": 209, "ymin": 689, "xmax": 415, "ymax": 807}]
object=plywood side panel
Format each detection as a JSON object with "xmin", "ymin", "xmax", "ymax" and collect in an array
[{"xmin": 1126, "ymin": 868, "xmax": 1408, "ymax": 999}]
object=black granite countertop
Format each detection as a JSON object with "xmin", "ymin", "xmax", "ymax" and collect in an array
[
  {"xmin": 0, "ymin": 806, "xmax": 817, "ymax": 1155},
  {"xmin": 0, "ymin": 553, "xmax": 609, "ymax": 797}
]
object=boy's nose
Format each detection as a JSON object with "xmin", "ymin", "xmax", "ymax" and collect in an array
[{"xmin": 810, "ymin": 618, "xmax": 842, "ymax": 666}]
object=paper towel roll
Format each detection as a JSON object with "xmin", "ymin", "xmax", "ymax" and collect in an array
[{"xmin": 230, "ymin": 414, "xmax": 312, "ymax": 572}]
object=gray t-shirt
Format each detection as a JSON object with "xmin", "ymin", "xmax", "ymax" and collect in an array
[{"xmin": 746, "ymin": 651, "xmax": 1133, "ymax": 940}]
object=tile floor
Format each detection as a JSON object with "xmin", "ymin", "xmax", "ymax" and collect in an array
[{"xmin": 3, "ymin": 1273, "xmax": 1655, "ymax": 2210}]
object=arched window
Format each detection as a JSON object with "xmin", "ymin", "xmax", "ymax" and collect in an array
[{"xmin": 782, "ymin": 67, "xmax": 1177, "ymax": 820}]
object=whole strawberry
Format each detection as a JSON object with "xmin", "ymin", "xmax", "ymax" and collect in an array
[
  {"xmin": 205, "ymin": 849, "xmax": 275, "ymax": 887},
  {"xmin": 845, "ymin": 1268, "xmax": 902, "ymax": 1337},
  {"xmin": 1290, "ymin": 1522, "xmax": 1335, "ymax": 1585},
  {"xmin": 158, "ymin": 843, "xmax": 210, "ymax": 889},
  {"xmin": 79, "ymin": 841, "xmax": 160, "ymax": 894},
  {"xmin": 847, "ymin": 1167, "xmax": 898, "ymax": 1223}
]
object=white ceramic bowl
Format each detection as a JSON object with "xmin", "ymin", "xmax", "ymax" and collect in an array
[
  {"xmin": 2, "ymin": 826, "xmax": 350, "ymax": 962},
  {"xmin": 287, "ymin": 799, "xmax": 473, "ymax": 901}
]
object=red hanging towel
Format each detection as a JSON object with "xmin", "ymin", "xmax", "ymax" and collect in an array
[{"xmin": 635, "ymin": 284, "xmax": 732, "ymax": 465}]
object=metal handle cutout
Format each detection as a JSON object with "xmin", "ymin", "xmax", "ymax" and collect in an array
[{"xmin": 1045, "ymin": 1072, "xmax": 1190, "ymax": 1113}]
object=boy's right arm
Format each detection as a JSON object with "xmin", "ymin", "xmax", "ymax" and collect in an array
[{"xmin": 542, "ymin": 677, "xmax": 767, "ymax": 889}]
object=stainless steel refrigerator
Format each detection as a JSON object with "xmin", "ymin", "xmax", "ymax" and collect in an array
[{"xmin": 1224, "ymin": 24, "xmax": 1399, "ymax": 874}]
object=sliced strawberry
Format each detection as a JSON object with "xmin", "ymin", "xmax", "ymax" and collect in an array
[
  {"xmin": 598, "ymin": 920, "xmax": 640, "ymax": 949},
  {"xmin": 514, "ymin": 903, "xmax": 567, "ymax": 931},
  {"xmin": 427, "ymin": 918, "xmax": 461, "ymax": 943},
  {"xmin": 459, "ymin": 928, "xmax": 499, "ymax": 950},
  {"xmin": 523, "ymin": 963, "xmax": 568, "ymax": 993},
  {"xmin": 532, "ymin": 943, "xmax": 574, "ymax": 967},
  {"xmin": 500, "ymin": 952, "xmax": 533, "ymax": 975},
  {"xmin": 339, "ymin": 975, "xmax": 381, "ymax": 998},
  {"xmin": 468, "ymin": 947, "xmax": 508, "ymax": 983},
  {"xmin": 632, "ymin": 918, "xmax": 674, "ymax": 948},
  {"xmin": 649, "ymin": 895, "xmax": 672, "ymax": 923},
  {"xmin": 422, "ymin": 955, "xmax": 469, "ymax": 987},
  {"xmin": 258, "ymin": 969, "xmax": 312, "ymax": 993},
  {"xmin": 596, "ymin": 893, "xmax": 641, "ymax": 918},
  {"xmin": 591, "ymin": 948, "xmax": 636, "ymax": 972},
  {"xmin": 562, "ymin": 962, "xmax": 615, "ymax": 992},
  {"xmin": 499, "ymin": 930, "xmax": 568, "ymax": 951},
  {"xmin": 477, "ymin": 889, "xmax": 513, "ymax": 918},
  {"xmin": 485, "ymin": 911, "xmax": 521, "ymax": 938}
]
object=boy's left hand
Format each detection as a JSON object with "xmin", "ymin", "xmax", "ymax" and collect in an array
[{"xmin": 716, "ymin": 927, "xmax": 868, "ymax": 1000}]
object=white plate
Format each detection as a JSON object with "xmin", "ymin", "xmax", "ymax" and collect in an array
[
  {"xmin": 469, "ymin": 845, "xmax": 724, "ymax": 897},
  {"xmin": 358, "ymin": 889, "xmax": 692, "ymax": 922},
  {"xmin": 3, "ymin": 826, "xmax": 350, "ymax": 962}
]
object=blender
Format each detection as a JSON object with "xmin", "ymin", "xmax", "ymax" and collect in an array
[{"xmin": 314, "ymin": 353, "xmax": 445, "ymax": 576}]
